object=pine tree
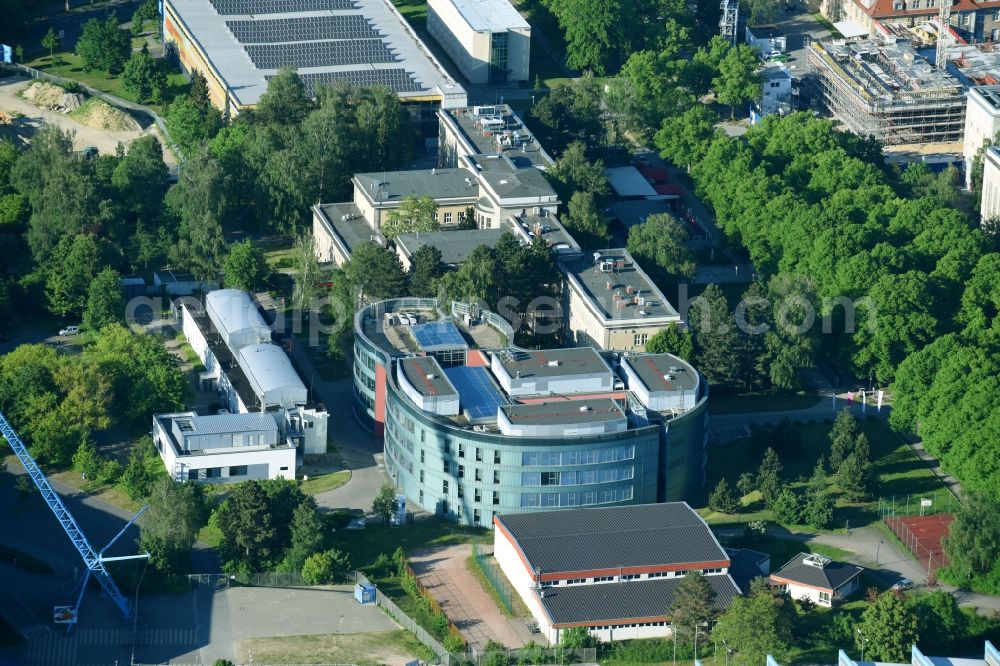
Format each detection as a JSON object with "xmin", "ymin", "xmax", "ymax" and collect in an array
[
  {"xmin": 804, "ymin": 457, "xmax": 834, "ymax": 529},
  {"xmin": 839, "ymin": 433, "xmax": 875, "ymax": 501},
  {"xmin": 72, "ymin": 438, "xmax": 102, "ymax": 480},
  {"xmin": 671, "ymin": 571, "xmax": 716, "ymax": 646},
  {"xmin": 757, "ymin": 447, "xmax": 783, "ymax": 508},
  {"xmin": 771, "ymin": 488, "xmax": 801, "ymax": 524},
  {"xmin": 829, "ymin": 410, "xmax": 858, "ymax": 470},
  {"xmin": 709, "ymin": 478, "xmax": 739, "ymax": 514},
  {"xmin": 282, "ymin": 502, "xmax": 324, "ymax": 573}
]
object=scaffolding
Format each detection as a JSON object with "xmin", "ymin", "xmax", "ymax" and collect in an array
[{"xmin": 807, "ymin": 38, "xmax": 966, "ymax": 145}]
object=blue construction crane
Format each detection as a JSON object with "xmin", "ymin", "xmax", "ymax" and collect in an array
[{"xmin": 0, "ymin": 411, "xmax": 149, "ymax": 628}]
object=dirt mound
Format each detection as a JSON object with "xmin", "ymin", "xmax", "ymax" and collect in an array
[
  {"xmin": 68, "ymin": 98, "xmax": 141, "ymax": 132},
  {"xmin": 21, "ymin": 81, "xmax": 85, "ymax": 112}
]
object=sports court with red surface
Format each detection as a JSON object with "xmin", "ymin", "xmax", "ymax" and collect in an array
[{"xmin": 884, "ymin": 513, "xmax": 953, "ymax": 574}]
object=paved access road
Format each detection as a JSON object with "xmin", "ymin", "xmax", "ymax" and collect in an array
[{"xmin": 410, "ymin": 543, "xmax": 534, "ymax": 650}]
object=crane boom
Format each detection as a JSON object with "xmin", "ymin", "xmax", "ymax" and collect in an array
[{"xmin": 0, "ymin": 411, "xmax": 140, "ymax": 620}]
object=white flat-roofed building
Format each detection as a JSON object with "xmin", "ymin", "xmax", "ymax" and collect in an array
[
  {"xmin": 490, "ymin": 348, "xmax": 614, "ymax": 397},
  {"xmin": 497, "ymin": 399, "xmax": 627, "ymax": 437},
  {"xmin": 397, "ymin": 356, "xmax": 460, "ymax": 416},
  {"xmin": 982, "ymin": 147, "xmax": 1000, "ymax": 222},
  {"xmin": 620, "ymin": 354, "xmax": 700, "ymax": 413},
  {"xmin": 153, "ymin": 411, "xmax": 295, "ymax": 483},
  {"xmin": 966, "ymin": 87, "xmax": 1000, "ymax": 189},
  {"xmin": 205, "ymin": 289, "xmax": 272, "ymax": 353},
  {"xmin": 427, "ymin": 0, "xmax": 530, "ymax": 84}
]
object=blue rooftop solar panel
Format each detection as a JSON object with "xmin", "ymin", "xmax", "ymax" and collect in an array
[
  {"xmin": 410, "ymin": 321, "xmax": 468, "ymax": 351},
  {"xmin": 445, "ymin": 366, "xmax": 504, "ymax": 421}
]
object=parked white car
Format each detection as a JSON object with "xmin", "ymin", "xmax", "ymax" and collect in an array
[{"xmin": 58, "ymin": 326, "xmax": 80, "ymax": 336}]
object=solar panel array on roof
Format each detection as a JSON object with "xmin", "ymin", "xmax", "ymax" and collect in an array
[
  {"xmin": 410, "ymin": 321, "xmax": 467, "ymax": 351},
  {"xmin": 292, "ymin": 69, "xmax": 426, "ymax": 95},
  {"xmin": 245, "ymin": 40, "xmax": 397, "ymax": 69},
  {"xmin": 444, "ymin": 366, "xmax": 505, "ymax": 421},
  {"xmin": 209, "ymin": 0, "xmax": 356, "ymax": 14},
  {"xmin": 226, "ymin": 15, "xmax": 379, "ymax": 43}
]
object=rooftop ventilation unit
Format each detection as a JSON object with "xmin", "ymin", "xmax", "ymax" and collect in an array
[
  {"xmin": 663, "ymin": 373, "xmax": 675, "ymax": 381},
  {"xmin": 579, "ymin": 405, "xmax": 590, "ymax": 412},
  {"xmin": 804, "ymin": 554, "xmax": 832, "ymax": 568},
  {"xmin": 426, "ymin": 373, "xmax": 436, "ymax": 380},
  {"xmin": 547, "ymin": 360, "xmax": 560, "ymax": 367}
]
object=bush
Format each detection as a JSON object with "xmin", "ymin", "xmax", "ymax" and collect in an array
[
  {"xmin": 98, "ymin": 458, "xmax": 124, "ymax": 484},
  {"xmin": 443, "ymin": 633, "xmax": 467, "ymax": 653}
]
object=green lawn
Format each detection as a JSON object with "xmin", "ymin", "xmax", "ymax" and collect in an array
[
  {"xmin": 196, "ymin": 523, "xmax": 223, "ymax": 548},
  {"xmin": 337, "ymin": 519, "xmax": 486, "ymax": 571},
  {"xmin": 708, "ymin": 392, "xmax": 821, "ymax": 415},
  {"xmin": 298, "ymin": 470, "xmax": 350, "ymax": 495},
  {"xmin": 699, "ymin": 419, "xmax": 954, "ymax": 531}
]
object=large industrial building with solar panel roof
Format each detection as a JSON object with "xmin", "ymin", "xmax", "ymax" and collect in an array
[
  {"xmin": 162, "ymin": 0, "xmax": 467, "ymax": 115},
  {"xmin": 353, "ymin": 296, "xmax": 709, "ymax": 526}
]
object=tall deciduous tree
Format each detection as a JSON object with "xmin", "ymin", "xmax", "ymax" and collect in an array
[
  {"xmin": 372, "ymin": 483, "xmax": 398, "ymax": 524},
  {"xmin": 942, "ymin": 492, "xmax": 1000, "ymax": 583},
  {"xmin": 655, "ymin": 105, "xmax": 720, "ymax": 169},
  {"xmin": 76, "ymin": 15, "xmax": 130, "ymax": 73},
  {"xmin": 223, "ymin": 239, "xmax": 271, "ymax": 292},
  {"xmin": 383, "ymin": 195, "xmax": 439, "ymax": 240},
  {"xmin": 255, "ymin": 68, "xmax": 312, "ymax": 126},
  {"xmin": 857, "ymin": 592, "xmax": 918, "ymax": 662},
  {"xmin": 46, "ymin": 234, "xmax": 110, "ymax": 317},
  {"xmin": 626, "ymin": 213, "xmax": 696, "ymax": 281},
  {"xmin": 564, "ymin": 191, "xmax": 609, "ymax": 249},
  {"xmin": 408, "ymin": 244, "xmax": 445, "ymax": 298},
  {"xmin": 121, "ymin": 42, "xmax": 158, "ymax": 103},
  {"xmin": 644, "ymin": 324, "xmax": 694, "ymax": 359},
  {"xmin": 713, "ymin": 45, "xmax": 762, "ymax": 118},
  {"xmin": 282, "ymin": 501, "xmax": 325, "ymax": 573},
  {"xmin": 83, "ymin": 267, "xmax": 125, "ymax": 331},
  {"xmin": 215, "ymin": 480, "xmax": 278, "ymax": 572},
  {"xmin": 140, "ymin": 477, "xmax": 204, "ymax": 576},
  {"xmin": 41, "ymin": 28, "xmax": 59, "ymax": 57},
  {"xmin": 344, "ymin": 241, "xmax": 407, "ymax": 302},
  {"xmin": 548, "ymin": 141, "xmax": 609, "ymax": 203},
  {"xmin": 712, "ymin": 581, "xmax": 792, "ymax": 665}
]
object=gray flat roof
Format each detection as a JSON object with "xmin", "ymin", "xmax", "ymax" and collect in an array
[
  {"xmin": 165, "ymin": 0, "xmax": 464, "ymax": 106},
  {"xmin": 559, "ymin": 249, "xmax": 678, "ymax": 322},
  {"xmin": 439, "ymin": 105, "xmax": 554, "ymax": 169},
  {"xmin": 354, "ymin": 168, "xmax": 479, "ymax": 204},
  {"xmin": 434, "ymin": 0, "xmax": 529, "ymax": 32},
  {"xmin": 501, "ymin": 399, "xmax": 624, "ymax": 426},
  {"xmin": 539, "ymin": 575, "xmax": 740, "ymax": 626},
  {"xmin": 771, "ymin": 553, "xmax": 863, "ymax": 591},
  {"xmin": 499, "ymin": 348, "xmax": 610, "ymax": 380},
  {"xmin": 395, "ymin": 228, "xmax": 509, "ymax": 265},
  {"xmin": 496, "ymin": 503, "xmax": 729, "ymax": 573},
  {"xmin": 472, "ymin": 155, "xmax": 558, "ymax": 200},
  {"xmin": 971, "ymin": 85, "xmax": 1000, "ymax": 111},
  {"xmin": 399, "ymin": 356, "xmax": 458, "ymax": 398},
  {"xmin": 315, "ymin": 202, "xmax": 383, "ymax": 255},
  {"xmin": 623, "ymin": 354, "xmax": 698, "ymax": 393}
]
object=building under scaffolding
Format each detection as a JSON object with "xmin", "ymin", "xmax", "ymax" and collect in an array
[{"xmin": 808, "ymin": 38, "xmax": 966, "ymax": 145}]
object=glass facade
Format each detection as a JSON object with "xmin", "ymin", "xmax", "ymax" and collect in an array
[
  {"xmin": 354, "ymin": 298, "xmax": 709, "ymax": 525},
  {"xmin": 489, "ymin": 32, "xmax": 509, "ymax": 84}
]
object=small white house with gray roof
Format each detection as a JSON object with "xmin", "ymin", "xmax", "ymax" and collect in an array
[{"xmin": 770, "ymin": 553, "xmax": 863, "ymax": 607}]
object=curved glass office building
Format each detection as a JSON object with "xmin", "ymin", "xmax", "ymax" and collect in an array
[{"xmin": 354, "ymin": 298, "xmax": 708, "ymax": 525}]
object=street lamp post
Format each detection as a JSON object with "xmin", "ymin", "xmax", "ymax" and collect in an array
[
  {"xmin": 857, "ymin": 628, "xmax": 869, "ymax": 662},
  {"xmin": 876, "ymin": 540, "xmax": 883, "ymax": 567}
]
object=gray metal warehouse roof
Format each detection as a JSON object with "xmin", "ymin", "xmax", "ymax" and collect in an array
[
  {"xmin": 771, "ymin": 553, "xmax": 863, "ymax": 591},
  {"xmin": 539, "ymin": 574, "xmax": 741, "ymax": 626},
  {"xmin": 496, "ymin": 503, "xmax": 728, "ymax": 573}
]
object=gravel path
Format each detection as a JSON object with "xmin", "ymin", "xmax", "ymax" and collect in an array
[{"xmin": 0, "ymin": 76, "xmax": 176, "ymax": 163}]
